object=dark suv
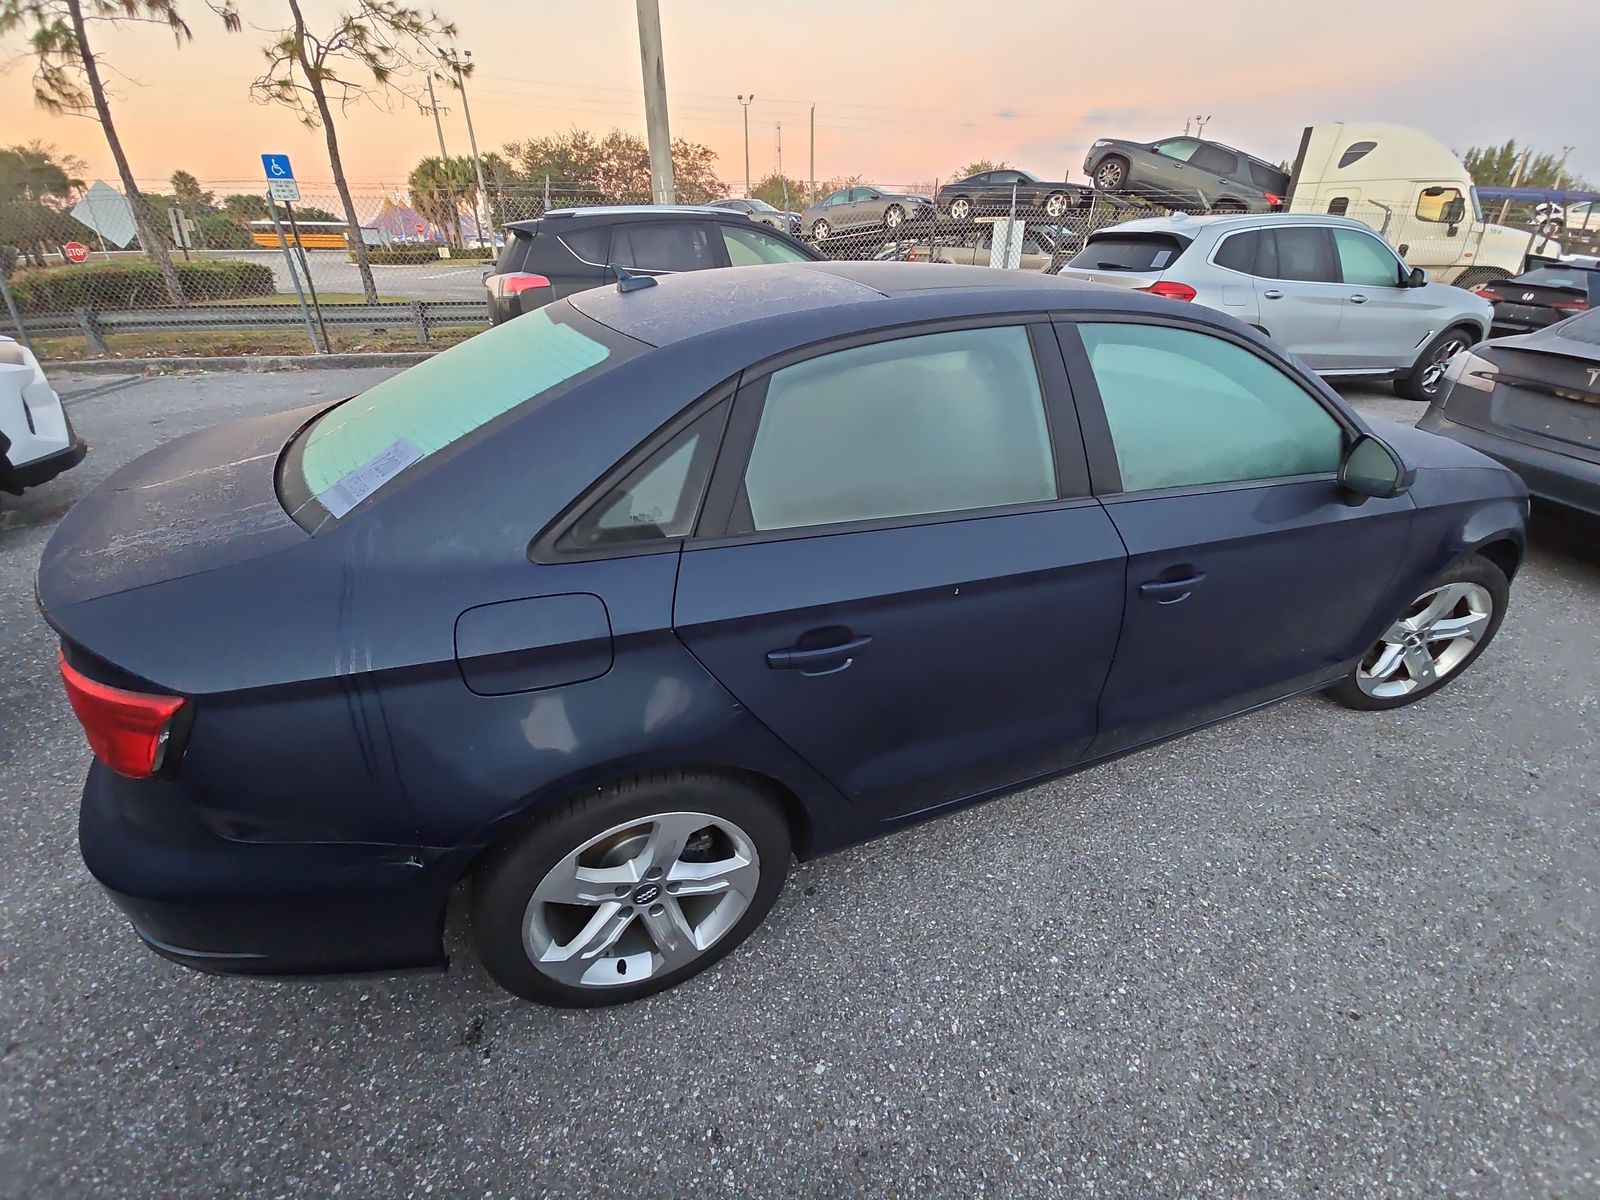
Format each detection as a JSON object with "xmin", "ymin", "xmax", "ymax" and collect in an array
[
  {"xmin": 1083, "ymin": 137, "xmax": 1289, "ymax": 213},
  {"xmin": 484, "ymin": 205, "xmax": 822, "ymax": 323}
]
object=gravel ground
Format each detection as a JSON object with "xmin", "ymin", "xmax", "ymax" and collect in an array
[{"xmin": 1, "ymin": 368, "xmax": 1596, "ymax": 1199}]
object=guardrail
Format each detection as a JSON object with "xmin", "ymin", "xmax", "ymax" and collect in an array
[{"xmin": 2, "ymin": 300, "xmax": 491, "ymax": 354}]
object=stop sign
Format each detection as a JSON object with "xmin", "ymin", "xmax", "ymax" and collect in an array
[{"xmin": 63, "ymin": 241, "xmax": 89, "ymax": 264}]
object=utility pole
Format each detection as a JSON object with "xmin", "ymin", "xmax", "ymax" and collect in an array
[
  {"xmin": 776, "ymin": 122, "xmax": 788, "ymax": 209},
  {"xmin": 423, "ymin": 75, "xmax": 450, "ymax": 160},
  {"xmin": 1498, "ymin": 148, "xmax": 1529, "ymax": 225},
  {"xmin": 809, "ymin": 103, "xmax": 815, "ymax": 205},
  {"xmin": 635, "ymin": 0, "xmax": 676, "ymax": 203},
  {"xmin": 1554, "ymin": 145, "xmax": 1574, "ymax": 191},
  {"xmin": 441, "ymin": 48, "xmax": 491, "ymax": 244},
  {"xmin": 738, "ymin": 94, "xmax": 755, "ymax": 197}
]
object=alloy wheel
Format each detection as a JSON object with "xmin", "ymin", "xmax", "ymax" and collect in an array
[
  {"xmin": 1419, "ymin": 334, "xmax": 1470, "ymax": 394},
  {"xmin": 1096, "ymin": 161, "xmax": 1124, "ymax": 189},
  {"xmin": 522, "ymin": 811, "xmax": 761, "ymax": 989},
  {"xmin": 1356, "ymin": 582, "xmax": 1493, "ymax": 698},
  {"xmin": 951, "ymin": 198, "xmax": 972, "ymax": 220},
  {"xmin": 1045, "ymin": 193, "xmax": 1068, "ymax": 217},
  {"xmin": 812, "ymin": 219, "xmax": 830, "ymax": 241},
  {"xmin": 885, "ymin": 205, "xmax": 904, "ymax": 229}
]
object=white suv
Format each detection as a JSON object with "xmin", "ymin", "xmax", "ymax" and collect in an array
[
  {"xmin": 1, "ymin": 336, "xmax": 85, "ymax": 495},
  {"xmin": 1055, "ymin": 213, "xmax": 1492, "ymax": 399}
]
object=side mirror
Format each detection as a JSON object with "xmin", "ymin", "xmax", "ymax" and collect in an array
[
  {"xmin": 1397, "ymin": 242, "xmax": 1410, "ymax": 257},
  {"xmin": 1339, "ymin": 435, "xmax": 1412, "ymax": 502},
  {"xmin": 1404, "ymin": 266, "xmax": 1427, "ymax": 287}
]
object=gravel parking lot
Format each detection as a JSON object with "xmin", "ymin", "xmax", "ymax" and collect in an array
[{"xmin": 2, "ymin": 367, "xmax": 1596, "ymax": 1199}]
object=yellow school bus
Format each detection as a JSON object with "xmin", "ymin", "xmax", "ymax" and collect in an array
[{"xmin": 248, "ymin": 220, "xmax": 351, "ymax": 250}]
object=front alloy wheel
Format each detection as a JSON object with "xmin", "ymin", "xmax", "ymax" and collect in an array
[
  {"xmin": 1419, "ymin": 333, "xmax": 1470, "ymax": 395},
  {"xmin": 1356, "ymin": 582, "xmax": 1493, "ymax": 699},
  {"xmin": 950, "ymin": 197, "xmax": 973, "ymax": 221},
  {"xmin": 1045, "ymin": 192, "xmax": 1070, "ymax": 217},
  {"xmin": 884, "ymin": 204, "xmax": 905, "ymax": 230}
]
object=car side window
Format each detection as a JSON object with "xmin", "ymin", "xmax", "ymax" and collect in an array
[
  {"xmin": 1260, "ymin": 228, "xmax": 1338, "ymax": 283},
  {"xmin": 1212, "ymin": 230, "xmax": 1260, "ymax": 274},
  {"xmin": 1326, "ymin": 197, "xmax": 1350, "ymax": 216},
  {"xmin": 736, "ymin": 326, "xmax": 1057, "ymax": 533},
  {"xmin": 1154, "ymin": 138, "xmax": 1201, "ymax": 162},
  {"xmin": 559, "ymin": 226, "xmax": 610, "ymax": 265},
  {"xmin": 1189, "ymin": 144, "xmax": 1237, "ymax": 175},
  {"xmin": 610, "ymin": 222, "xmax": 721, "ymax": 272},
  {"xmin": 1333, "ymin": 229, "xmax": 1402, "ymax": 287},
  {"xmin": 1078, "ymin": 322, "xmax": 1344, "ymax": 492},
  {"xmin": 721, "ymin": 224, "xmax": 812, "ymax": 265},
  {"xmin": 559, "ymin": 403, "xmax": 728, "ymax": 550},
  {"xmin": 823, "ymin": 191, "xmax": 848, "ymax": 207}
]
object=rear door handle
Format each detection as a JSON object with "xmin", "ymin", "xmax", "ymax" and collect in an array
[
  {"xmin": 1349, "ymin": 294, "xmax": 1369, "ymax": 304},
  {"xmin": 1139, "ymin": 574, "xmax": 1207, "ymax": 604},
  {"xmin": 1262, "ymin": 289, "xmax": 1284, "ymax": 300},
  {"xmin": 766, "ymin": 635, "xmax": 872, "ymax": 675}
]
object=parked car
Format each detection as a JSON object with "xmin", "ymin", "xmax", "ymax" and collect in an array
[
  {"xmin": 1084, "ymin": 136, "xmax": 1289, "ymax": 213},
  {"xmin": 1420, "ymin": 309, "xmax": 1600, "ymax": 521},
  {"xmin": 483, "ymin": 205, "xmax": 821, "ymax": 323},
  {"xmin": 705, "ymin": 196, "xmax": 802, "ymax": 236},
  {"xmin": 1, "ymin": 334, "xmax": 85, "ymax": 495},
  {"xmin": 45, "ymin": 260, "xmax": 1527, "ymax": 1008},
  {"xmin": 1056, "ymin": 213, "xmax": 1492, "ymax": 398},
  {"xmin": 875, "ymin": 223, "xmax": 1081, "ymax": 272},
  {"xmin": 801, "ymin": 186, "xmax": 934, "ymax": 241},
  {"xmin": 1476, "ymin": 263, "xmax": 1597, "ymax": 336},
  {"xmin": 934, "ymin": 169, "xmax": 1090, "ymax": 221},
  {"xmin": 1535, "ymin": 198, "xmax": 1600, "ymax": 251}
]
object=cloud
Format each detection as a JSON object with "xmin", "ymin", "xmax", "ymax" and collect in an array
[
  {"xmin": 995, "ymin": 107, "xmax": 1018, "ymax": 120},
  {"xmin": 1082, "ymin": 106, "xmax": 1151, "ymax": 124}
]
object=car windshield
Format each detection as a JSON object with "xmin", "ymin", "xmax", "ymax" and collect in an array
[
  {"xmin": 745, "ymin": 199, "xmax": 780, "ymax": 212},
  {"xmin": 278, "ymin": 306, "xmax": 643, "ymax": 530}
]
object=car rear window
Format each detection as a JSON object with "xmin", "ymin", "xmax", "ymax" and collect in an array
[
  {"xmin": 1068, "ymin": 233, "xmax": 1191, "ymax": 272},
  {"xmin": 278, "ymin": 306, "xmax": 642, "ymax": 529},
  {"xmin": 495, "ymin": 229, "xmax": 534, "ymax": 273},
  {"xmin": 1247, "ymin": 161, "xmax": 1288, "ymax": 191},
  {"xmin": 1555, "ymin": 310, "xmax": 1600, "ymax": 343},
  {"xmin": 1515, "ymin": 267, "xmax": 1595, "ymax": 291}
]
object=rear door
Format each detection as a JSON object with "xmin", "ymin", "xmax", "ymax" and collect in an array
[
  {"xmin": 609, "ymin": 220, "xmax": 728, "ymax": 277},
  {"xmin": 673, "ymin": 321, "xmax": 1127, "ymax": 820},
  {"xmin": 1187, "ymin": 143, "xmax": 1239, "ymax": 202},
  {"xmin": 1250, "ymin": 226, "xmax": 1348, "ymax": 369},
  {"xmin": 1060, "ymin": 317, "xmax": 1413, "ymax": 754}
]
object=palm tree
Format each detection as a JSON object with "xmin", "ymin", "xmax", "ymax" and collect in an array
[{"xmin": 408, "ymin": 156, "xmax": 476, "ymax": 249}]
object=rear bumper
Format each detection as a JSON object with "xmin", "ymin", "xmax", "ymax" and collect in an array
[
  {"xmin": 78, "ymin": 763, "xmax": 450, "ymax": 977},
  {"xmin": 1417, "ymin": 407, "xmax": 1600, "ymax": 518},
  {"xmin": 0, "ymin": 433, "xmax": 86, "ymax": 495}
]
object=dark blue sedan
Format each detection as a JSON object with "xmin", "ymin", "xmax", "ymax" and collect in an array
[{"xmin": 40, "ymin": 262, "xmax": 1528, "ymax": 1007}]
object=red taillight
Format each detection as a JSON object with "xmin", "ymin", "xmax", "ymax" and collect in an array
[
  {"xmin": 1475, "ymin": 287, "xmax": 1503, "ymax": 302},
  {"xmin": 58, "ymin": 651, "xmax": 187, "ymax": 779},
  {"xmin": 1264, "ymin": 193, "xmax": 1283, "ymax": 209},
  {"xmin": 500, "ymin": 272, "xmax": 552, "ymax": 295},
  {"xmin": 1552, "ymin": 297, "xmax": 1589, "ymax": 313},
  {"xmin": 1138, "ymin": 280, "xmax": 1198, "ymax": 302}
]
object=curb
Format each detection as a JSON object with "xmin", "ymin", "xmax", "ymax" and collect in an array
[{"xmin": 44, "ymin": 351, "xmax": 435, "ymax": 377}]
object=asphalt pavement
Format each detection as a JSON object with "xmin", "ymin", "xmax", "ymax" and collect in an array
[{"xmin": 2, "ymin": 368, "xmax": 1596, "ymax": 1199}]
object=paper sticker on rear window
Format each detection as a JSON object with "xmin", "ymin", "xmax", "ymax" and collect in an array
[{"xmin": 318, "ymin": 438, "xmax": 425, "ymax": 517}]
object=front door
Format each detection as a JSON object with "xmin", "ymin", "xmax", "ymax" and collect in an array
[
  {"xmin": 1063, "ymin": 319, "xmax": 1414, "ymax": 755},
  {"xmin": 674, "ymin": 323, "xmax": 1126, "ymax": 819},
  {"xmin": 1250, "ymin": 225, "xmax": 1349, "ymax": 369},
  {"xmin": 1328, "ymin": 226, "xmax": 1434, "ymax": 371}
]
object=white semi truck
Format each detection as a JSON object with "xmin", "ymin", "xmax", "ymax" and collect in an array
[{"xmin": 1285, "ymin": 123, "xmax": 1534, "ymax": 290}]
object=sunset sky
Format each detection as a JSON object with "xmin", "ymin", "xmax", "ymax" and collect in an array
[{"xmin": 3, "ymin": 0, "xmax": 1592, "ymax": 195}]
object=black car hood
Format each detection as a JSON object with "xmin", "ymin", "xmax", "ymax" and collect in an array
[
  {"xmin": 1493, "ymin": 321, "xmax": 1600, "ymax": 362},
  {"xmin": 38, "ymin": 403, "xmax": 320, "ymax": 610},
  {"xmin": 1367, "ymin": 415, "xmax": 1514, "ymax": 472}
]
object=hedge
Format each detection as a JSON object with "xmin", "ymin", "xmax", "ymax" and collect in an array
[
  {"xmin": 360, "ymin": 246, "xmax": 443, "ymax": 265},
  {"xmin": 9, "ymin": 259, "xmax": 277, "ymax": 313}
]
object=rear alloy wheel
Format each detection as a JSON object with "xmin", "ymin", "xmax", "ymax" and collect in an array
[
  {"xmin": 1398, "ymin": 325, "xmax": 1475, "ymax": 400},
  {"xmin": 1326, "ymin": 556, "xmax": 1508, "ymax": 711},
  {"xmin": 470, "ymin": 772, "xmax": 790, "ymax": 1006},
  {"xmin": 949, "ymin": 197, "xmax": 973, "ymax": 221},
  {"xmin": 1094, "ymin": 156, "xmax": 1128, "ymax": 190},
  {"xmin": 1044, "ymin": 192, "xmax": 1071, "ymax": 218},
  {"xmin": 811, "ymin": 218, "xmax": 831, "ymax": 242},
  {"xmin": 884, "ymin": 204, "xmax": 905, "ymax": 231}
]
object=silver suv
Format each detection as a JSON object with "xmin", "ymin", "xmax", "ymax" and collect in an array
[{"xmin": 1056, "ymin": 213, "xmax": 1492, "ymax": 399}]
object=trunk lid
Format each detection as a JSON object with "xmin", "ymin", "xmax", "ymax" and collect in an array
[{"xmin": 38, "ymin": 402, "xmax": 319, "ymax": 611}]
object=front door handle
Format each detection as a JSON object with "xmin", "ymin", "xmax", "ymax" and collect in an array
[
  {"xmin": 1262, "ymin": 289, "xmax": 1284, "ymax": 300},
  {"xmin": 1139, "ymin": 574, "xmax": 1207, "ymax": 605},
  {"xmin": 766, "ymin": 635, "xmax": 872, "ymax": 674},
  {"xmin": 1349, "ymin": 293, "xmax": 1369, "ymax": 304}
]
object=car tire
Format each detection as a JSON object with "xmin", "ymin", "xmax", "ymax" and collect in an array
[
  {"xmin": 1044, "ymin": 192, "xmax": 1071, "ymax": 218},
  {"xmin": 949, "ymin": 197, "xmax": 973, "ymax": 221},
  {"xmin": 1325, "ymin": 555, "xmax": 1509, "ymax": 712},
  {"xmin": 811, "ymin": 218, "xmax": 831, "ymax": 242},
  {"xmin": 1396, "ymin": 324, "xmax": 1479, "ymax": 401},
  {"xmin": 883, "ymin": 204, "xmax": 905, "ymax": 231},
  {"xmin": 1094, "ymin": 156, "xmax": 1129, "ymax": 191},
  {"xmin": 468, "ymin": 770, "xmax": 792, "ymax": 1007}
]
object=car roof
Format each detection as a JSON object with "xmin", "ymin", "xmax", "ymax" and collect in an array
[
  {"xmin": 1087, "ymin": 212, "xmax": 1378, "ymax": 238},
  {"xmin": 505, "ymin": 205, "xmax": 734, "ymax": 232},
  {"xmin": 566, "ymin": 260, "xmax": 1199, "ymax": 349}
]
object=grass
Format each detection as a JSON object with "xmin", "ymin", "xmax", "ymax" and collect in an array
[{"xmin": 34, "ymin": 325, "xmax": 481, "ymax": 363}]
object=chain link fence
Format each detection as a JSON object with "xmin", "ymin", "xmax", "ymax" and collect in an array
[{"xmin": 0, "ymin": 172, "xmax": 1565, "ymax": 361}]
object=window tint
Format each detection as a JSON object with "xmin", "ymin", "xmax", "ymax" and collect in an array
[
  {"xmin": 1247, "ymin": 161, "xmax": 1286, "ymax": 191},
  {"xmin": 1154, "ymin": 139, "xmax": 1201, "ymax": 162},
  {"xmin": 1189, "ymin": 144, "xmax": 1237, "ymax": 175},
  {"xmin": 1213, "ymin": 230, "xmax": 1260, "ymax": 274},
  {"xmin": 740, "ymin": 326, "xmax": 1056, "ymax": 532},
  {"xmin": 1334, "ymin": 229, "xmax": 1401, "ymax": 287},
  {"xmin": 560, "ymin": 404, "xmax": 726, "ymax": 549},
  {"xmin": 823, "ymin": 191, "xmax": 848, "ymax": 207},
  {"xmin": 1417, "ymin": 187, "xmax": 1465, "ymax": 223},
  {"xmin": 1079, "ymin": 322, "xmax": 1343, "ymax": 492},
  {"xmin": 1517, "ymin": 266, "xmax": 1596, "ymax": 291},
  {"xmin": 495, "ymin": 230, "xmax": 533, "ymax": 273},
  {"xmin": 721, "ymin": 224, "xmax": 812, "ymax": 265},
  {"xmin": 559, "ymin": 226, "xmax": 610, "ymax": 265},
  {"xmin": 610, "ymin": 222, "xmax": 721, "ymax": 272},
  {"xmin": 281, "ymin": 307, "xmax": 640, "ymax": 528},
  {"xmin": 1260, "ymin": 228, "xmax": 1338, "ymax": 282},
  {"xmin": 1326, "ymin": 196, "xmax": 1350, "ymax": 216},
  {"xmin": 1337, "ymin": 141, "xmax": 1377, "ymax": 169},
  {"xmin": 1068, "ymin": 233, "xmax": 1191, "ymax": 272},
  {"xmin": 1556, "ymin": 310, "xmax": 1600, "ymax": 344}
]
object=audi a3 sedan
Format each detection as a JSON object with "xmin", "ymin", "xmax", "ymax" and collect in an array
[{"xmin": 41, "ymin": 262, "xmax": 1527, "ymax": 1007}]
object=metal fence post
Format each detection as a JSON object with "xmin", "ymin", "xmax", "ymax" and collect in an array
[
  {"xmin": 411, "ymin": 301, "xmax": 428, "ymax": 344},
  {"xmin": 74, "ymin": 307, "xmax": 107, "ymax": 356},
  {"xmin": 267, "ymin": 196, "xmax": 325, "ymax": 354},
  {"xmin": 0, "ymin": 271, "xmax": 31, "ymax": 356}
]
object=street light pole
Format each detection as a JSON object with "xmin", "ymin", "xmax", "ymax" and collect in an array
[
  {"xmin": 423, "ymin": 75, "xmax": 450, "ymax": 160},
  {"xmin": 441, "ymin": 48, "xmax": 491, "ymax": 244},
  {"xmin": 635, "ymin": 0, "xmax": 676, "ymax": 204},
  {"xmin": 738, "ymin": 93, "xmax": 755, "ymax": 197}
]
